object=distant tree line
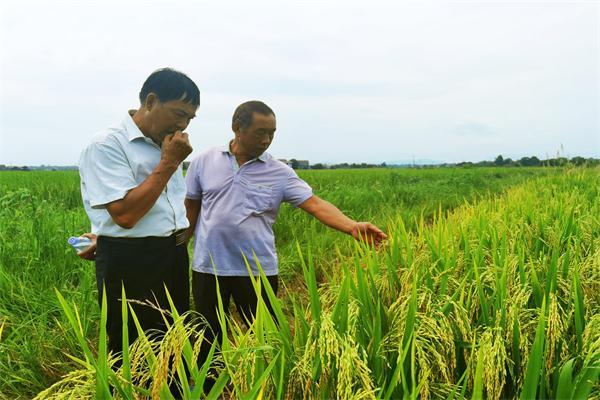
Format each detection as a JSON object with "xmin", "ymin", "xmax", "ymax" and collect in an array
[
  {"xmin": 1, "ymin": 156, "xmax": 598, "ymax": 172},
  {"xmin": 305, "ymin": 156, "xmax": 599, "ymax": 170},
  {"xmin": 451, "ymin": 155, "xmax": 600, "ymax": 168},
  {"xmin": 0, "ymin": 165, "xmax": 78, "ymax": 171},
  {"xmin": 0, "ymin": 165, "xmax": 32, "ymax": 171},
  {"xmin": 312, "ymin": 162, "xmax": 387, "ymax": 170}
]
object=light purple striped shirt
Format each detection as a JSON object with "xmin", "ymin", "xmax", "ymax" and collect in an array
[{"xmin": 186, "ymin": 146, "xmax": 313, "ymax": 276}]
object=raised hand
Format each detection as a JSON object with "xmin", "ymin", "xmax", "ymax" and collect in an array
[{"xmin": 161, "ymin": 131, "xmax": 193, "ymax": 166}]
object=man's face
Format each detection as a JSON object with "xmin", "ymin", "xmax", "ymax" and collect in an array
[
  {"xmin": 236, "ymin": 112, "xmax": 276, "ymax": 157},
  {"xmin": 145, "ymin": 96, "xmax": 197, "ymax": 144}
]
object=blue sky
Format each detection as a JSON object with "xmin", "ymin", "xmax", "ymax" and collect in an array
[{"xmin": 1, "ymin": 0, "xmax": 598, "ymax": 165}]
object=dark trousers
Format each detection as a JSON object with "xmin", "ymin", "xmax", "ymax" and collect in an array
[
  {"xmin": 95, "ymin": 235, "xmax": 190, "ymax": 356},
  {"xmin": 192, "ymin": 272, "xmax": 278, "ymax": 386}
]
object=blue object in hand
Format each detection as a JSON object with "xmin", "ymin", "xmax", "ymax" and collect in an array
[{"xmin": 67, "ymin": 236, "xmax": 93, "ymax": 253}]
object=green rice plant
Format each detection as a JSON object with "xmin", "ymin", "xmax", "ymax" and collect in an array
[
  {"xmin": 3, "ymin": 167, "xmax": 599, "ymax": 399},
  {"xmin": 519, "ymin": 297, "xmax": 547, "ymax": 399},
  {"xmin": 36, "ymin": 285, "xmax": 224, "ymax": 399},
  {"xmin": 211, "ymin": 169, "xmax": 598, "ymax": 399}
]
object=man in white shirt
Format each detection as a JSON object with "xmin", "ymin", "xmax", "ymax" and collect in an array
[{"xmin": 78, "ymin": 68, "xmax": 199, "ymax": 357}]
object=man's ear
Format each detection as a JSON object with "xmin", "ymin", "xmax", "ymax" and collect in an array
[{"xmin": 144, "ymin": 93, "xmax": 159, "ymax": 111}]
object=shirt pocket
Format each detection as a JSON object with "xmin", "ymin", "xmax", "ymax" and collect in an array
[{"xmin": 242, "ymin": 182, "xmax": 274, "ymax": 216}]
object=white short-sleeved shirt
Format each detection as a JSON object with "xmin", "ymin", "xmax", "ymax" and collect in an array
[
  {"xmin": 79, "ymin": 112, "xmax": 189, "ymax": 237},
  {"xmin": 185, "ymin": 146, "xmax": 313, "ymax": 276}
]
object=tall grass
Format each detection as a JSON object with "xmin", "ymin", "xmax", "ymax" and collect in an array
[{"xmin": 27, "ymin": 168, "xmax": 600, "ymax": 398}]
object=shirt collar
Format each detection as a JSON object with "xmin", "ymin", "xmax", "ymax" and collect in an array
[
  {"xmin": 123, "ymin": 110, "xmax": 152, "ymax": 143},
  {"xmin": 221, "ymin": 141, "xmax": 269, "ymax": 162}
]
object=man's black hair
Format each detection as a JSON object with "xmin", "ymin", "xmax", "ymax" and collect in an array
[
  {"xmin": 139, "ymin": 68, "xmax": 200, "ymax": 106},
  {"xmin": 232, "ymin": 101, "xmax": 275, "ymax": 131}
]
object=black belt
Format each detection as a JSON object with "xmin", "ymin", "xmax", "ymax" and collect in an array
[
  {"xmin": 99, "ymin": 229, "xmax": 187, "ymax": 246},
  {"xmin": 173, "ymin": 229, "xmax": 187, "ymax": 246}
]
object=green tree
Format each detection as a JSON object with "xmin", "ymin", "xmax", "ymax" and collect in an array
[
  {"xmin": 519, "ymin": 156, "xmax": 541, "ymax": 167},
  {"xmin": 570, "ymin": 156, "xmax": 586, "ymax": 166}
]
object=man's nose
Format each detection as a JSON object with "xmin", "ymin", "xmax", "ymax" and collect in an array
[{"xmin": 176, "ymin": 119, "xmax": 189, "ymax": 130}]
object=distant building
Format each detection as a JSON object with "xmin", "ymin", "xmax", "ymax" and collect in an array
[
  {"xmin": 278, "ymin": 159, "xmax": 293, "ymax": 167},
  {"xmin": 296, "ymin": 160, "xmax": 309, "ymax": 169},
  {"xmin": 277, "ymin": 159, "xmax": 310, "ymax": 169}
]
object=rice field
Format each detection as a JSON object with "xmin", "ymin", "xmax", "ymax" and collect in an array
[{"xmin": 1, "ymin": 167, "xmax": 598, "ymax": 399}]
